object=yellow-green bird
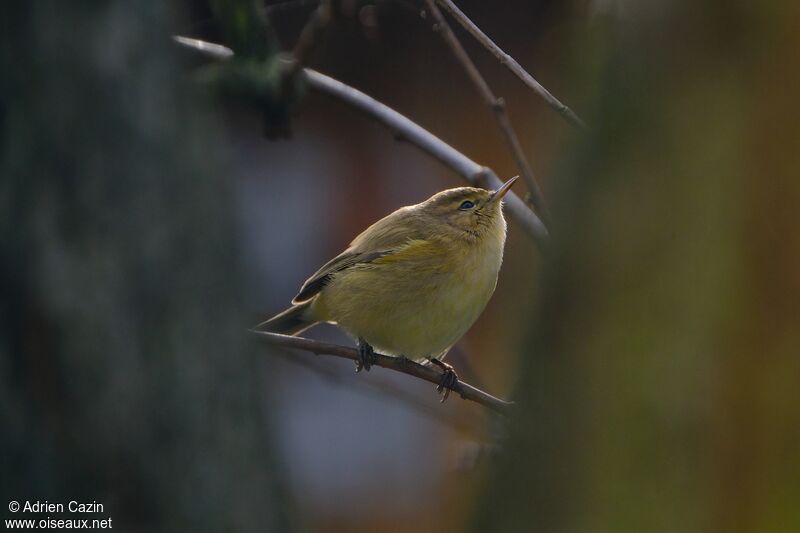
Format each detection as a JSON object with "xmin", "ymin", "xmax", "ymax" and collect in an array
[{"xmin": 257, "ymin": 176, "xmax": 517, "ymax": 399}]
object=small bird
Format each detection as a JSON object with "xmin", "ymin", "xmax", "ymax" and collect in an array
[{"xmin": 257, "ymin": 176, "xmax": 517, "ymax": 400}]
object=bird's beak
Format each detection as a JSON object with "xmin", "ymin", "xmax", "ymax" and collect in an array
[{"xmin": 489, "ymin": 175, "xmax": 518, "ymax": 205}]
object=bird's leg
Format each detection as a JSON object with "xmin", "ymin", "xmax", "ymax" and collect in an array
[
  {"xmin": 429, "ymin": 358, "xmax": 459, "ymax": 402},
  {"xmin": 355, "ymin": 338, "xmax": 377, "ymax": 373}
]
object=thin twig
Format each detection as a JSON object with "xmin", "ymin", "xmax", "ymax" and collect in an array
[
  {"xmin": 273, "ymin": 0, "xmax": 331, "ymax": 115},
  {"xmin": 435, "ymin": 0, "xmax": 586, "ymax": 129},
  {"xmin": 252, "ymin": 331, "xmax": 515, "ymax": 414},
  {"xmin": 173, "ymin": 36, "xmax": 550, "ymax": 251},
  {"xmin": 423, "ymin": 0, "xmax": 549, "ymax": 224},
  {"xmin": 286, "ymin": 0, "xmax": 331, "ymax": 76}
]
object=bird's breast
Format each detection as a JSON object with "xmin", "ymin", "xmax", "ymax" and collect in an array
[{"xmin": 314, "ymin": 235, "xmax": 505, "ymax": 359}]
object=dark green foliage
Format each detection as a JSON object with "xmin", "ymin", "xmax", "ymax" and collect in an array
[
  {"xmin": 209, "ymin": 0, "xmax": 278, "ymax": 60},
  {"xmin": 197, "ymin": 56, "xmax": 305, "ymax": 139},
  {"xmin": 204, "ymin": 0, "xmax": 301, "ymax": 138}
]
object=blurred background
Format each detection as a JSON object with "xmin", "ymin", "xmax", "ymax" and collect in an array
[{"xmin": 1, "ymin": 1, "xmax": 798, "ymax": 532}]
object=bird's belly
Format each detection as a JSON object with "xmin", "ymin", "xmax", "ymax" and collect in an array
[{"xmin": 316, "ymin": 261, "xmax": 499, "ymax": 359}]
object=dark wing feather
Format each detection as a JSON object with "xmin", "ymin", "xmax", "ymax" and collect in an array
[
  {"xmin": 291, "ymin": 249, "xmax": 391, "ymax": 303},
  {"xmin": 292, "ymin": 204, "xmax": 426, "ymax": 304}
]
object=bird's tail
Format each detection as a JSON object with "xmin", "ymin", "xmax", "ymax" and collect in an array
[{"xmin": 253, "ymin": 301, "xmax": 316, "ymax": 336}]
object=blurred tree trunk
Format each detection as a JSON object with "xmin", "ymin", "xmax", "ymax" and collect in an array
[
  {"xmin": 474, "ymin": 2, "xmax": 800, "ymax": 532},
  {"xmin": 0, "ymin": 2, "xmax": 290, "ymax": 531}
]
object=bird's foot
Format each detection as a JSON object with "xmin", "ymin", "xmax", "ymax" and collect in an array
[
  {"xmin": 430, "ymin": 358, "xmax": 459, "ymax": 403},
  {"xmin": 355, "ymin": 338, "xmax": 377, "ymax": 373}
]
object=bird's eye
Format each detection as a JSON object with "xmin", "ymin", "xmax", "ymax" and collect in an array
[{"xmin": 459, "ymin": 200, "xmax": 475, "ymax": 210}]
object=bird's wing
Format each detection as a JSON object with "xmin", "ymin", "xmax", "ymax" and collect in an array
[
  {"xmin": 292, "ymin": 207, "xmax": 427, "ymax": 304},
  {"xmin": 292, "ymin": 249, "xmax": 392, "ymax": 303}
]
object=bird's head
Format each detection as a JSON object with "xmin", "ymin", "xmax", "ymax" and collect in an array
[{"xmin": 418, "ymin": 176, "xmax": 517, "ymax": 241}]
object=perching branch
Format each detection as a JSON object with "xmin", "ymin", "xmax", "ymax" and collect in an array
[
  {"xmin": 423, "ymin": 0, "xmax": 549, "ymax": 223},
  {"xmin": 173, "ymin": 35, "xmax": 550, "ymax": 251},
  {"xmin": 435, "ymin": 0, "xmax": 586, "ymax": 129},
  {"xmin": 252, "ymin": 331, "xmax": 514, "ymax": 414}
]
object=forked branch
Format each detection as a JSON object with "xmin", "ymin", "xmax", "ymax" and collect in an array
[
  {"xmin": 435, "ymin": 0, "xmax": 586, "ymax": 129},
  {"xmin": 424, "ymin": 0, "xmax": 549, "ymax": 222}
]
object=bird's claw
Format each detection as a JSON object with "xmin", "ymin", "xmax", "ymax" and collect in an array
[
  {"xmin": 355, "ymin": 338, "xmax": 376, "ymax": 373},
  {"xmin": 430, "ymin": 358, "xmax": 458, "ymax": 402}
]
